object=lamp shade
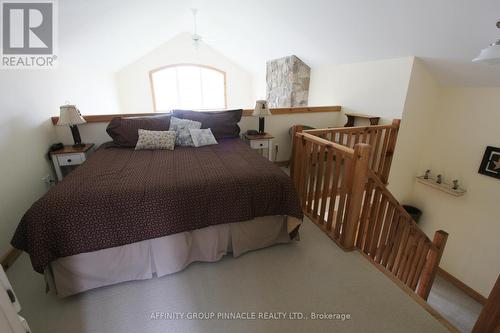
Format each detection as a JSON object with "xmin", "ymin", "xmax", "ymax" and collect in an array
[
  {"xmin": 473, "ymin": 40, "xmax": 500, "ymax": 64},
  {"xmin": 252, "ymin": 100, "xmax": 272, "ymax": 117},
  {"xmin": 57, "ymin": 104, "xmax": 86, "ymax": 126}
]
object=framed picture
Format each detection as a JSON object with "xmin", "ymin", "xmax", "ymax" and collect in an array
[{"xmin": 478, "ymin": 146, "xmax": 500, "ymax": 180}]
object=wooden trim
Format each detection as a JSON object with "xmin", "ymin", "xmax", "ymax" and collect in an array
[
  {"xmin": 51, "ymin": 106, "xmax": 342, "ymax": 125},
  {"xmin": 243, "ymin": 106, "xmax": 341, "ymax": 117},
  {"xmin": 437, "ymin": 268, "xmax": 487, "ymax": 305},
  {"xmin": 360, "ymin": 252, "xmax": 460, "ymax": 333},
  {"xmin": 0, "ymin": 246, "xmax": 22, "ymax": 271},
  {"xmin": 148, "ymin": 63, "xmax": 228, "ymax": 113}
]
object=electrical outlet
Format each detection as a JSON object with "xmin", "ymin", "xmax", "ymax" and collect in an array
[{"xmin": 41, "ymin": 174, "xmax": 55, "ymax": 188}]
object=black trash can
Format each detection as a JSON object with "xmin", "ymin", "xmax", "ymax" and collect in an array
[{"xmin": 403, "ymin": 205, "xmax": 422, "ymax": 223}]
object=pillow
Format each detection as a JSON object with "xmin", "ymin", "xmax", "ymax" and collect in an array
[
  {"xmin": 172, "ymin": 109, "xmax": 242, "ymax": 139},
  {"xmin": 106, "ymin": 115, "xmax": 171, "ymax": 147},
  {"xmin": 189, "ymin": 129, "xmax": 218, "ymax": 147},
  {"xmin": 135, "ymin": 130, "xmax": 176, "ymax": 150},
  {"xmin": 169, "ymin": 117, "xmax": 202, "ymax": 147}
]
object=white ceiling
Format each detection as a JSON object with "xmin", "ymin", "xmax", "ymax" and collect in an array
[{"xmin": 60, "ymin": 0, "xmax": 500, "ymax": 85}]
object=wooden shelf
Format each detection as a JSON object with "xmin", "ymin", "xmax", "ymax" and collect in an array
[
  {"xmin": 344, "ymin": 112, "xmax": 380, "ymax": 127},
  {"xmin": 51, "ymin": 106, "xmax": 342, "ymax": 125},
  {"xmin": 416, "ymin": 176, "xmax": 466, "ymax": 197}
]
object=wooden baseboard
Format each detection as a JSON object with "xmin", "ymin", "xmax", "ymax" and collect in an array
[
  {"xmin": 437, "ymin": 267, "xmax": 487, "ymax": 305},
  {"xmin": 0, "ymin": 246, "xmax": 22, "ymax": 271},
  {"xmin": 274, "ymin": 160, "xmax": 290, "ymax": 167}
]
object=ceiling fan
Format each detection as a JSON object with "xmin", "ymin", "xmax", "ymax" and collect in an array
[{"xmin": 190, "ymin": 8, "xmax": 216, "ymax": 48}]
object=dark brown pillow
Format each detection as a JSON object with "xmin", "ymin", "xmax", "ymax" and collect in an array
[
  {"xmin": 172, "ymin": 109, "xmax": 242, "ymax": 139},
  {"xmin": 106, "ymin": 115, "xmax": 171, "ymax": 147}
]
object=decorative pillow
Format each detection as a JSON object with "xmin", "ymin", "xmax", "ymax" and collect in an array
[
  {"xmin": 189, "ymin": 129, "xmax": 218, "ymax": 147},
  {"xmin": 135, "ymin": 129, "xmax": 176, "ymax": 150},
  {"xmin": 106, "ymin": 115, "xmax": 171, "ymax": 147},
  {"xmin": 172, "ymin": 109, "xmax": 242, "ymax": 139},
  {"xmin": 169, "ymin": 117, "xmax": 202, "ymax": 147}
]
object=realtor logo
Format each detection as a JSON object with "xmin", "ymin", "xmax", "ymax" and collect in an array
[{"xmin": 1, "ymin": 0, "xmax": 57, "ymax": 68}]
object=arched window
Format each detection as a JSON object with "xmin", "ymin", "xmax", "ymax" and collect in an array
[{"xmin": 149, "ymin": 64, "xmax": 227, "ymax": 112}]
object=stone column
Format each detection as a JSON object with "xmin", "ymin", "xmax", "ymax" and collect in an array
[{"xmin": 266, "ymin": 55, "xmax": 311, "ymax": 108}]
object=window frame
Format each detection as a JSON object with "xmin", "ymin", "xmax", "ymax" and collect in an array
[{"xmin": 149, "ymin": 63, "xmax": 228, "ymax": 113}]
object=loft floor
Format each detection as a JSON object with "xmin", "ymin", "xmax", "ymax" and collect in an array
[{"xmin": 7, "ymin": 218, "xmax": 449, "ymax": 333}]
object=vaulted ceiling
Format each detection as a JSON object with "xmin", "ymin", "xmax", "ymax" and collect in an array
[{"xmin": 60, "ymin": 0, "xmax": 500, "ymax": 85}]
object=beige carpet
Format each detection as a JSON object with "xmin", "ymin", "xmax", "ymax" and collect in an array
[
  {"xmin": 7, "ymin": 218, "xmax": 450, "ymax": 333},
  {"xmin": 428, "ymin": 275, "xmax": 482, "ymax": 333}
]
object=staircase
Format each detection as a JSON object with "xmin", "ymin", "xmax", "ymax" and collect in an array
[{"xmin": 291, "ymin": 120, "xmax": 448, "ymax": 300}]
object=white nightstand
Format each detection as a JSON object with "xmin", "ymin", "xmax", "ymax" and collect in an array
[
  {"xmin": 243, "ymin": 133, "xmax": 274, "ymax": 161},
  {"xmin": 50, "ymin": 144, "xmax": 95, "ymax": 181}
]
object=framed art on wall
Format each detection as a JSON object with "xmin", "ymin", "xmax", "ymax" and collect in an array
[{"xmin": 478, "ymin": 146, "xmax": 500, "ymax": 180}]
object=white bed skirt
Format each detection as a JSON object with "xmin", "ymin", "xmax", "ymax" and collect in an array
[{"xmin": 46, "ymin": 215, "xmax": 301, "ymax": 297}]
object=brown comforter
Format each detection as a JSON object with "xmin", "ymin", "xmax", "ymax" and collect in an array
[{"xmin": 12, "ymin": 139, "xmax": 303, "ymax": 273}]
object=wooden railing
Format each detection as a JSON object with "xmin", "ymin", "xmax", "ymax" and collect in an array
[
  {"xmin": 291, "ymin": 132, "xmax": 361, "ymax": 249},
  {"xmin": 301, "ymin": 119, "xmax": 400, "ymax": 183},
  {"xmin": 291, "ymin": 120, "xmax": 448, "ymax": 300},
  {"xmin": 360, "ymin": 169, "xmax": 448, "ymax": 299}
]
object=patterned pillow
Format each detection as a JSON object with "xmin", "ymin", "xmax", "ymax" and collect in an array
[
  {"xmin": 189, "ymin": 129, "xmax": 218, "ymax": 147},
  {"xmin": 169, "ymin": 117, "xmax": 202, "ymax": 147},
  {"xmin": 135, "ymin": 129, "xmax": 176, "ymax": 150}
]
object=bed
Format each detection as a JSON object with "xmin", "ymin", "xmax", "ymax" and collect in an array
[{"xmin": 11, "ymin": 117, "xmax": 303, "ymax": 296}]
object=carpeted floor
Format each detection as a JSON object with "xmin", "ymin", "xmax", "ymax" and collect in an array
[
  {"xmin": 7, "ymin": 218, "xmax": 452, "ymax": 333},
  {"xmin": 428, "ymin": 275, "xmax": 482, "ymax": 333}
]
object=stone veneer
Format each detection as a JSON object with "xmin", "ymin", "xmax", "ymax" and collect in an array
[{"xmin": 266, "ymin": 55, "xmax": 311, "ymax": 108}]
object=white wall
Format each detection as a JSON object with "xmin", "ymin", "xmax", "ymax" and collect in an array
[
  {"xmin": 0, "ymin": 65, "xmax": 120, "ymax": 253},
  {"xmin": 307, "ymin": 57, "xmax": 419, "ymax": 198},
  {"xmin": 389, "ymin": 58, "xmax": 441, "ymax": 201},
  {"xmin": 409, "ymin": 86, "xmax": 500, "ymax": 297},
  {"xmin": 116, "ymin": 33, "xmax": 254, "ymax": 114},
  {"xmin": 308, "ymin": 57, "xmax": 414, "ymax": 124}
]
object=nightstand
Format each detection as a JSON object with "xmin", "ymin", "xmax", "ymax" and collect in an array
[
  {"xmin": 243, "ymin": 133, "xmax": 274, "ymax": 161},
  {"xmin": 50, "ymin": 144, "xmax": 95, "ymax": 181}
]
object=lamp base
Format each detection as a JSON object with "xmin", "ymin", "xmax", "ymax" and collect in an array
[
  {"xmin": 258, "ymin": 117, "xmax": 265, "ymax": 134},
  {"xmin": 70, "ymin": 125, "xmax": 85, "ymax": 148}
]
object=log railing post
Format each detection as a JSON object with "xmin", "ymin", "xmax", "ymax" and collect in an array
[
  {"xmin": 380, "ymin": 119, "xmax": 400, "ymax": 184},
  {"xmin": 291, "ymin": 133, "xmax": 305, "ymax": 188},
  {"xmin": 417, "ymin": 230, "xmax": 448, "ymax": 300},
  {"xmin": 289, "ymin": 125, "xmax": 304, "ymax": 175},
  {"xmin": 342, "ymin": 143, "xmax": 371, "ymax": 250}
]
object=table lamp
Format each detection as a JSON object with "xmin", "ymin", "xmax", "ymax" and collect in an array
[
  {"xmin": 57, "ymin": 104, "xmax": 86, "ymax": 148},
  {"xmin": 252, "ymin": 100, "xmax": 271, "ymax": 134}
]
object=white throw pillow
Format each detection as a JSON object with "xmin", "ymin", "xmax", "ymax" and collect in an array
[
  {"xmin": 135, "ymin": 129, "xmax": 176, "ymax": 150},
  {"xmin": 189, "ymin": 128, "xmax": 218, "ymax": 147},
  {"xmin": 169, "ymin": 117, "xmax": 202, "ymax": 147}
]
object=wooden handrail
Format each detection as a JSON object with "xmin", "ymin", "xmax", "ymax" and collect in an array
[
  {"xmin": 290, "ymin": 119, "xmax": 448, "ymax": 303},
  {"xmin": 298, "ymin": 132, "xmax": 355, "ymax": 156},
  {"xmin": 303, "ymin": 122, "xmax": 399, "ymax": 135},
  {"xmin": 364, "ymin": 168, "xmax": 448, "ymax": 299},
  {"xmin": 303, "ymin": 120, "xmax": 401, "ymax": 184}
]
